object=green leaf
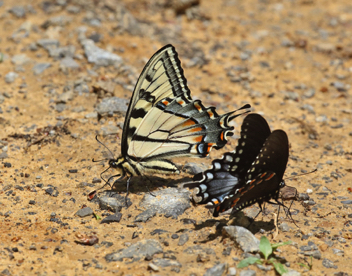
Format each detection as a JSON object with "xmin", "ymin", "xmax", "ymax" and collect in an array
[
  {"xmin": 272, "ymin": 261, "xmax": 288, "ymax": 275},
  {"xmin": 93, "ymin": 213, "xmax": 101, "ymax": 220},
  {"xmin": 298, "ymin": 263, "xmax": 310, "ymax": 269},
  {"xmin": 271, "ymin": 240, "xmax": 292, "ymax": 251},
  {"xmin": 259, "ymin": 236, "xmax": 272, "ymax": 260},
  {"xmin": 237, "ymin": 257, "xmax": 261, "ymax": 268}
]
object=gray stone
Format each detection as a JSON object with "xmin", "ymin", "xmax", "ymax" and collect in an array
[
  {"xmin": 184, "ymin": 245, "xmax": 215, "ymax": 255},
  {"xmin": 49, "ymin": 45, "xmax": 76, "ymax": 59},
  {"xmin": 33, "ymin": 63, "xmax": 51, "ymax": 75},
  {"xmin": 105, "ymin": 239, "xmax": 163, "ymax": 262},
  {"xmin": 85, "ymin": 112, "xmax": 98, "ymax": 119},
  {"xmin": 282, "ymin": 91, "xmax": 300, "ymax": 101},
  {"xmin": 60, "ymin": 57, "xmax": 79, "ymax": 69},
  {"xmin": 5, "ymin": 72, "xmax": 18, "ymax": 83},
  {"xmin": 9, "ymin": 6, "xmax": 26, "ymax": 18},
  {"xmin": 322, "ymin": 258, "xmax": 337, "ymax": 269},
  {"xmin": 96, "ymin": 97, "xmax": 129, "ymax": 117},
  {"xmin": 37, "ymin": 39, "xmax": 60, "ymax": 50},
  {"xmin": 300, "ymin": 104, "xmax": 315, "ymax": 114},
  {"xmin": 153, "ymin": 258, "xmax": 182, "ymax": 268},
  {"xmin": 66, "ymin": 5, "xmax": 81, "ymax": 14},
  {"xmin": 331, "ymin": 81, "xmax": 347, "ymax": 92},
  {"xmin": 228, "ymin": 267, "xmax": 237, "ymax": 276},
  {"xmin": 57, "ymin": 91, "xmax": 74, "ymax": 103},
  {"xmin": 0, "ymin": 152, "xmax": 8, "ymax": 159},
  {"xmin": 82, "ymin": 39, "xmax": 122, "ymax": 66},
  {"xmin": 55, "ymin": 103, "xmax": 66, "ymax": 113},
  {"xmin": 101, "ymin": 125, "xmax": 120, "ymax": 136},
  {"xmin": 302, "ymin": 250, "xmax": 321, "ymax": 260},
  {"xmin": 239, "ymin": 269, "xmax": 256, "ymax": 276},
  {"xmin": 42, "ymin": 16, "xmax": 72, "ymax": 28},
  {"xmin": 204, "ymin": 263, "xmax": 227, "ymax": 276},
  {"xmin": 101, "ymin": 213, "xmax": 122, "ymax": 224},
  {"xmin": 98, "ymin": 191, "xmax": 131, "ymax": 213},
  {"xmin": 222, "ymin": 226, "xmax": 260, "ymax": 253},
  {"xmin": 134, "ymin": 209, "xmax": 157, "ymax": 222},
  {"xmin": 178, "ymin": 233, "xmax": 189, "ymax": 246},
  {"xmin": 139, "ymin": 188, "xmax": 191, "ymax": 219},
  {"xmin": 11, "ymin": 54, "xmax": 31, "ymax": 66},
  {"xmin": 315, "ymin": 43, "xmax": 335, "ymax": 53},
  {"xmin": 303, "ymin": 88, "xmax": 315, "ymax": 99},
  {"xmin": 316, "ymin": 115, "xmax": 328, "ymax": 123},
  {"xmin": 148, "ymin": 263, "xmax": 159, "ymax": 272},
  {"xmin": 115, "ymin": 5, "xmax": 148, "ymax": 36},
  {"xmin": 332, "ymin": 248, "xmax": 344, "ymax": 256},
  {"xmin": 279, "ymin": 222, "xmax": 292, "ymax": 232},
  {"xmin": 75, "ymin": 207, "xmax": 93, "ymax": 217},
  {"xmin": 282, "ymin": 270, "xmax": 301, "ymax": 276}
]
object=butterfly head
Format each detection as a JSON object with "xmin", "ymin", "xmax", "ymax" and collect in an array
[
  {"xmin": 108, "ymin": 157, "xmax": 125, "ymax": 171},
  {"xmin": 279, "ymin": 179, "xmax": 286, "ymax": 188}
]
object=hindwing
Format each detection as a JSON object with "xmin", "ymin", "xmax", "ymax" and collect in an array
[
  {"xmin": 184, "ymin": 114, "xmax": 289, "ymax": 217},
  {"xmin": 184, "ymin": 113, "xmax": 271, "ymax": 214}
]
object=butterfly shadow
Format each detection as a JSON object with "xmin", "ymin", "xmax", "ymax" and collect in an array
[
  {"xmin": 110, "ymin": 175, "xmax": 193, "ymax": 195},
  {"xmin": 190, "ymin": 209, "xmax": 277, "ymax": 244}
]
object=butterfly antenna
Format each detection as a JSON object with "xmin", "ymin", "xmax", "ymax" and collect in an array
[
  {"xmin": 229, "ymin": 103, "xmax": 252, "ymax": 121},
  {"xmin": 94, "ymin": 135, "xmax": 115, "ymax": 159},
  {"xmin": 286, "ymin": 168, "xmax": 317, "ymax": 181}
]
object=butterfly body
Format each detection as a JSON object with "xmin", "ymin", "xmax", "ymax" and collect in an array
[
  {"xmin": 103, "ymin": 45, "xmax": 250, "ymax": 182},
  {"xmin": 184, "ymin": 113, "xmax": 289, "ymax": 217}
]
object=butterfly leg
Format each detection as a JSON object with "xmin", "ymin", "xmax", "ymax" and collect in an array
[
  {"xmin": 124, "ymin": 176, "xmax": 132, "ymax": 207},
  {"xmin": 268, "ymin": 199, "xmax": 299, "ymax": 228},
  {"xmin": 142, "ymin": 175, "xmax": 156, "ymax": 197}
]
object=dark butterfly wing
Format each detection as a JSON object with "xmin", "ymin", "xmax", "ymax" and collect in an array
[
  {"xmin": 227, "ymin": 130, "xmax": 289, "ymax": 215},
  {"xmin": 184, "ymin": 113, "xmax": 271, "ymax": 215}
]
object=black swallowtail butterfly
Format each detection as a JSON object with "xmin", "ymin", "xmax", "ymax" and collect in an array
[{"xmin": 184, "ymin": 113, "xmax": 289, "ymax": 217}]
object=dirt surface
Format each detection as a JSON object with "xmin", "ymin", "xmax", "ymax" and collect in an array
[{"xmin": 1, "ymin": 0, "xmax": 352, "ymax": 275}]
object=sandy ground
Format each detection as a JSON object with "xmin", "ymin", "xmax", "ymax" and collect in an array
[{"xmin": 0, "ymin": 0, "xmax": 352, "ymax": 275}]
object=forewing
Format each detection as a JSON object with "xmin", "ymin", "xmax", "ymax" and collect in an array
[
  {"xmin": 122, "ymin": 45, "xmax": 190, "ymax": 156},
  {"xmin": 211, "ymin": 129, "xmax": 289, "ymax": 216},
  {"xmin": 245, "ymin": 130, "xmax": 289, "ymax": 182}
]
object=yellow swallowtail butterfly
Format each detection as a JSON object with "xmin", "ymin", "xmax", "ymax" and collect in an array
[{"xmin": 96, "ymin": 44, "xmax": 250, "ymax": 193}]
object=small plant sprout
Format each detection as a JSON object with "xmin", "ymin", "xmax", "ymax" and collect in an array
[{"xmin": 238, "ymin": 236, "xmax": 292, "ymax": 275}]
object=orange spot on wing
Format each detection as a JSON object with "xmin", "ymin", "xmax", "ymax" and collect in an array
[
  {"xmin": 220, "ymin": 132, "xmax": 224, "ymax": 141},
  {"xmin": 213, "ymin": 199, "xmax": 219, "ymax": 205},
  {"xmin": 191, "ymin": 127, "xmax": 203, "ymax": 132},
  {"xmin": 182, "ymin": 120, "xmax": 195, "ymax": 127},
  {"xmin": 265, "ymin": 173, "xmax": 276, "ymax": 181},
  {"xmin": 194, "ymin": 136, "xmax": 203, "ymax": 142},
  {"xmin": 162, "ymin": 100, "xmax": 169, "ymax": 105},
  {"xmin": 207, "ymin": 110, "xmax": 214, "ymax": 118},
  {"xmin": 178, "ymin": 100, "xmax": 185, "ymax": 105},
  {"xmin": 194, "ymin": 102, "xmax": 202, "ymax": 112},
  {"xmin": 260, "ymin": 172, "xmax": 267, "ymax": 178},
  {"xmin": 230, "ymin": 198, "xmax": 240, "ymax": 208},
  {"xmin": 206, "ymin": 143, "xmax": 215, "ymax": 153}
]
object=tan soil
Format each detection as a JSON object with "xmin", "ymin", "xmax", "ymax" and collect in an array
[{"xmin": 0, "ymin": 0, "xmax": 352, "ymax": 275}]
